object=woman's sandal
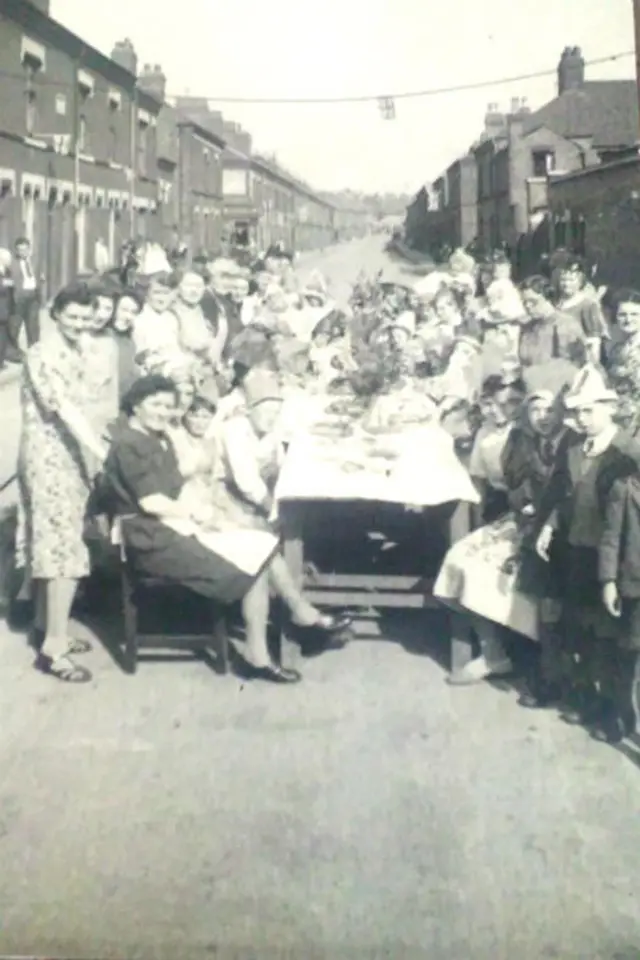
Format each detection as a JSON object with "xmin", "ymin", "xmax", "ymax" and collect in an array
[
  {"xmin": 30, "ymin": 629, "xmax": 92, "ymax": 655},
  {"xmin": 34, "ymin": 653, "xmax": 93, "ymax": 684}
]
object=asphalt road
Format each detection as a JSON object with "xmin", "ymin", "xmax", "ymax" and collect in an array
[{"xmin": 2, "ymin": 238, "xmax": 640, "ymax": 959}]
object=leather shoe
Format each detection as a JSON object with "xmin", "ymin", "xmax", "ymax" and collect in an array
[
  {"xmin": 243, "ymin": 662, "xmax": 302, "ymax": 684},
  {"xmin": 309, "ymin": 612, "xmax": 354, "ymax": 634}
]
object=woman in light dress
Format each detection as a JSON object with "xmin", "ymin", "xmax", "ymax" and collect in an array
[{"xmin": 18, "ymin": 283, "xmax": 109, "ymax": 682}]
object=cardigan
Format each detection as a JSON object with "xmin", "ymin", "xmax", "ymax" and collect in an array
[{"xmin": 599, "ymin": 475, "xmax": 640, "ymax": 597}]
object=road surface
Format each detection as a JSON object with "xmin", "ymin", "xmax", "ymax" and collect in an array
[{"xmin": 2, "ymin": 238, "xmax": 640, "ymax": 959}]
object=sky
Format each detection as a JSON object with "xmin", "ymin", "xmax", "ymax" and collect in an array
[{"xmin": 51, "ymin": 0, "xmax": 634, "ymax": 195}]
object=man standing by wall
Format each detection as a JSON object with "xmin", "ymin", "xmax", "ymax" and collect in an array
[{"xmin": 10, "ymin": 237, "xmax": 41, "ymax": 356}]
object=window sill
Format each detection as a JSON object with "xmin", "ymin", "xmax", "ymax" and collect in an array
[{"xmin": 24, "ymin": 136, "xmax": 48, "ymax": 150}]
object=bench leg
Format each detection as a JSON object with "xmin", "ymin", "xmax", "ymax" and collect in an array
[
  {"xmin": 446, "ymin": 501, "xmax": 474, "ymax": 675},
  {"xmin": 279, "ymin": 505, "xmax": 304, "ymax": 670},
  {"xmin": 121, "ymin": 574, "xmax": 138, "ymax": 675},
  {"xmin": 213, "ymin": 609, "xmax": 230, "ymax": 675}
]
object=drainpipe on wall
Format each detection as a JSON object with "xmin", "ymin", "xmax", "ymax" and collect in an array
[{"xmin": 634, "ymin": 0, "xmax": 640, "ymax": 142}]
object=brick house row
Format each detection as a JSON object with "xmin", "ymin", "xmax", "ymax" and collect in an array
[
  {"xmin": 0, "ymin": 0, "xmax": 366, "ymax": 297},
  {"xmin": 404, "ymin": 47, "xmax": 639, "ymax": 270}
]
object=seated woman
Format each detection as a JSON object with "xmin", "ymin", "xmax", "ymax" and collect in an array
[
  {"xmin": 104, "ymin": 374, "xmax": 351, "ymax": 683},
  {"xmin": 519, "ymin": 275, "xmax": 587, "ymax": 369}
]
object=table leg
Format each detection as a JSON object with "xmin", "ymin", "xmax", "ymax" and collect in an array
[
  {"xmin": 446, "ymin": 499, "xmax": 475, "ymax": 673},
  {"xmin": 279, "ymin": 503, "xmax": 304, "ymax": 669}
]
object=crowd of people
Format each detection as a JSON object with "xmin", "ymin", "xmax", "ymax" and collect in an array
[{"xmin": 11, "ymin": 236, "xmax": 640, "ymax": 745}]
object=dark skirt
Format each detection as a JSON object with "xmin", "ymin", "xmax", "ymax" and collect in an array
[{"xmin": 122, "ymin": 516, "xmax": 254, "ymax": 603}]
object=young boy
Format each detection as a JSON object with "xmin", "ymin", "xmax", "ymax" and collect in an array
[{"xmin": 598, "ymin": 473, "xmax": 640, "ymax": 741}]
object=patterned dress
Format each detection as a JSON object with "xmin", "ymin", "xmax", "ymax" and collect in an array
[
  {"xmin": 606, "ymin": 333, "xmax": 640, "ymax": 433},
  {"xmin": 17, "ymin": 330, "xmax": 97, "ymax": 579}
]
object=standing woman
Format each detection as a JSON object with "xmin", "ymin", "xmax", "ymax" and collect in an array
[
  {"xmin": 83, "ymin": 280, "xmax": 119, "ymax": 452},
  {"xmin": 18, "ymin": 283, "xmax": 108, "ymax": 682},
  {"xmin": 556, "ymin": 256, "xmax": 608, "ymax": 365},
  {"xmin": 605, "ymin": 289, "xmax": 640, "ymax": 434},
  {"xmin": 172, "ymin": 265, "xmax": 224, "ymax": 372},
  {"xmin": 111, "ymin": 287, "xmax": 144, "ymax": 400},
  {"xmin": 519, "ymin": 275, "xmax": 587, "ymax": 368}
]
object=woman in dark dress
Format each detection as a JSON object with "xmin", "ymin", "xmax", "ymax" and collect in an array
[
  {"xmin": 519, "ymin": 275, "xmax": 587, "ymax": 368},
  {"xmin": 104, "ymin": 375, "xmax": 350, "ymax": 683}
]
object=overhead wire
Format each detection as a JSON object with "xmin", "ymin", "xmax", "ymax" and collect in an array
[{"xmin": 0, "ymin": 49, "xmax": 633, "ymax": 104}]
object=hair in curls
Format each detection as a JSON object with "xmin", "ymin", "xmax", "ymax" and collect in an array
[
  {"xmin": 146, "ymin": 270, "xmax": 179, "ymax": 290},
  {"xmin": 120, "ymin": 374, "xmax": 178, "ymax": 416},
  {"xmin": 614, "ymin": 288, "xmax": 640, "ymax": 310},
  {"xmin": 113, "ymin": 287, "xmax": 144, "ymax": 312},
  {"xmin": 559, "ymin": 255, "xmax": 587, "ymax": 281},
  {"xmin": 433, "ymin": 284, "xmax": 467, "ymax": 313},
  {"xmin": 520, "ymin": 275, "xmax": 554, "ymax": 300},
  {"xmin": 50, "ymin": 281, "xmax": 94, "ymax": 318},
  {"xmin": 172, "ymin": 263, "xmax": 211, "ymax": 286}
]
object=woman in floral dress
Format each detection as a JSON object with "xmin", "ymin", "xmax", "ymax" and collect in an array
[{"xmin": 18, "ymin": 283, "xmax": 108, "ymax": 682}]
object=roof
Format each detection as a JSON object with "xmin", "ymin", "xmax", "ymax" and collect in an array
[
  {"xmin": 0, "ymin": 0, "xmax": 159, "ymax": 111},
  {"xmin": 522, "ymin": 81, "xmax": 638, "ymax": 149}
]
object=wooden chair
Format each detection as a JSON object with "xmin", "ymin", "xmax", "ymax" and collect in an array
[{"xmin": 115, "ymin": 521, "xmax": 230, "ymax": 676}]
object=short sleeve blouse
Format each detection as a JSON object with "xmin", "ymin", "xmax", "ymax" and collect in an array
[{"xmin": 104, "ymin": 425, "xmax": 184, "ymax": 513}]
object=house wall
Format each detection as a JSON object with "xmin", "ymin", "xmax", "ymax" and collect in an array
[
  {"xmin": 0, "ymin": 2, "xmax": 161, "ymax": 294},
  {"xmin": 548, "ymin": 157, "xmax": 640, "ymax": 288}
]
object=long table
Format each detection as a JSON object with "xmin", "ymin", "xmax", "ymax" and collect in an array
[{"xmin": 275, "ymin": 422, "xmax": 480, "ymax": 669}]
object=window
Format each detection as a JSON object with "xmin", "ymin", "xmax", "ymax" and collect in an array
[
  {"xmin": 55, "ymin": 93, "xmax": 67, "ymax": 116},
  {"xmin": 108, "ymin": 125, "xmax": 118, "ymax": 163},
  {"xmin": 24, "ymin": 65, "xmax": 37, "ymax": 136},
  {"xmin": 78, "ymin": 114, "xmax": 87, "ymax": 152},
  {"xmin": 532, "ymin": 150, "xmax": 555, "ymax": 177},
  {"xmin": 137, "ymin": 124, "xmax": 148, "ymax": 175}
]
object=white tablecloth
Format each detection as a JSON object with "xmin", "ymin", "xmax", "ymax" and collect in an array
[{"xmin": 276, "ymin": 423, "xmax": 479, "ymax": 508}]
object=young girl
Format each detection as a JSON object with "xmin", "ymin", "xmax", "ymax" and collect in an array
[
  {"xmin": 556, "ymin": 257, "xmax": 608, "ymax": 365},
  {"xmin": 132, "ymin": 271, "xmax": 180, "ymax": 357}
]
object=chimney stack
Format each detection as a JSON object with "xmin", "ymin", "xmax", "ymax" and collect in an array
[
  {"xmin": 557, "ymin": 46, "xmax": 585, "ymax": 95},
  {"xmin": 484, "ymin": 102, "xmax": 506, "ymax": 138},
  {"xmin": 111, "ymin": 38, "xmax": 138, "ymax": 76},
  {"xmin": 138, "ymin": 63, "xmax": 167, "ymax": 102}
]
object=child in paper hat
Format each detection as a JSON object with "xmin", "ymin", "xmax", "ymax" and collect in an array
[{"xmin": 532, "ymin": 364, "xmax": 640, "ymax": 729}]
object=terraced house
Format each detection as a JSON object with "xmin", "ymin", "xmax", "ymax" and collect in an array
[{"xmin": 0, "ymin": 0, "xmax": 163, "ymax": 294}]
